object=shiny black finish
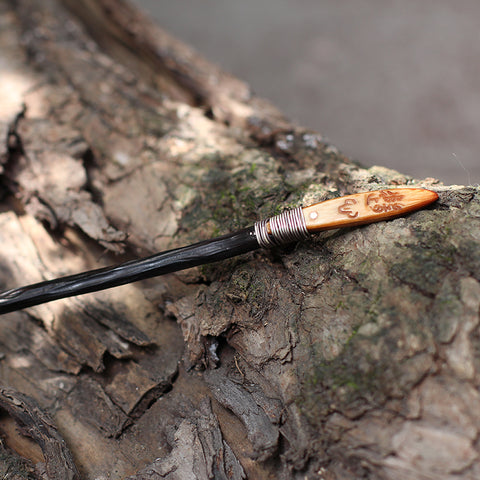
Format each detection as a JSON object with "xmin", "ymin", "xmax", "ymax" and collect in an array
[{"xmin": 0, "ymin": 227, "xmax": 259, "ymax": 314}]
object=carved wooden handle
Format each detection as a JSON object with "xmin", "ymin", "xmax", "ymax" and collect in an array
[{"xmin": 302, "ymin": 188, "xmax": 439, "ymax": 232}]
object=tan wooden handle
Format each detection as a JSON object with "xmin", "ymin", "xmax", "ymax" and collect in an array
[{"xmin": 302, "ymin": 188, "xmax": 439, "ymax": 232}]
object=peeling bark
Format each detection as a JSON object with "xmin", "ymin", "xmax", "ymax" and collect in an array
[
  {"xmin": 0, "ymin": 0, "xmax": 479, "ymax": 479},
  {"xmin": 0, "ymin": 387, "xmax": 80, "ymax": 480}
]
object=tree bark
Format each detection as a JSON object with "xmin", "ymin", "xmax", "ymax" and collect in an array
[{"xmin": 1, "ymin": 0, "xmax": 479, "ymax": 479}]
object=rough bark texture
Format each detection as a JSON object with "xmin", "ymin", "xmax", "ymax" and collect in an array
[{"xmin": 0, "ymin": 0, "xmax": 479, "ymax": 479}]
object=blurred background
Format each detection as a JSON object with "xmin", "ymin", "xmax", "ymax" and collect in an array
[{"xmin": 133, "ymin": 0, "xmax": 480, "ymax": 186}]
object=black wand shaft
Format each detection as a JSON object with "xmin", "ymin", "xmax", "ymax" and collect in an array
[{"xmin": 0, "ymin": 227, "xmax": 259, "ymax": 314}]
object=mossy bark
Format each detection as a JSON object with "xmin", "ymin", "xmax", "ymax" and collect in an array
[{"xmin": 0, "ymin": 0, "xmax": 479, "ymax": 479}]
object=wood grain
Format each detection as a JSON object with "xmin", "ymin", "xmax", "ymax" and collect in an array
[{"xmin": 303, "ymin": 188, "xmax": 439, "ymax": 231}]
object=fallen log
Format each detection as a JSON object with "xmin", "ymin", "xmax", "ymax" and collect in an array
[{"xmin": 0, "ymin": 1, "xmax": 479, "ymax": 479}]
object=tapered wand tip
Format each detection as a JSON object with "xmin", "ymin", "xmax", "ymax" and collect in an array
[{"xmin": 302, "ymin": 188, "xmax": 438, "ymax": 232}]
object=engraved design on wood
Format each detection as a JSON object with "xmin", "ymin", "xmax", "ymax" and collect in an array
[
  {"xmin": 338, "ymin": 199, "xmax": 359, "ymax": 218},
  {"xmin": 366, "ymin": 190, "xmax": 405, "ymax": 214}
]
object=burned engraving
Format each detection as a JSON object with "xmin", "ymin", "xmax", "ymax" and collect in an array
[
  {"xmin": 366, "ymin": 190, "xmax": 404, "ymax": 213},
  {"xmin": 338, "ymin": 199, "xmax": 359, "ymax": 218}
]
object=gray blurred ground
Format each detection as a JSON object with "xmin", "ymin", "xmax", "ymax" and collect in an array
[{"xmin": 133, "ymin": 0, "xmax": 480, "ymax": 185}]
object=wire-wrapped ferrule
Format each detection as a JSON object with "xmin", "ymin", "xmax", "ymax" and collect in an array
[{"xmin": 254, "ymin": 206, "xmax": 309, "ymax": 248}]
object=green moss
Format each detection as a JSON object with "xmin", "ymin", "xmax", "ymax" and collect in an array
[
  {"xmin": 248, "ymin": 162, "xmax": 258, "ymax": 175},
  {"xmin": 298, "ymin": 345, "xmax": 390, "ymax": 421},
  {"xmin": 335, "ymin": 300, "xmax": 346, "ymax": 311},
  {"xmin": 387, "ymin": 208, "xmax": 480, "ymax": 296},
  {"xmin": 179, "ymin": 153, "xmax": 297, "ymax": 239},
  {"xmin": 296, "ymin": 323, "xmax": 423, "ymax": 426},
  {"xmin": 225, "ymin": 269, "xmax": 253, "ymax": 303},
  {"xmin": 296, "ymin": 268, "xmax": 435, "ymax": 428}
]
